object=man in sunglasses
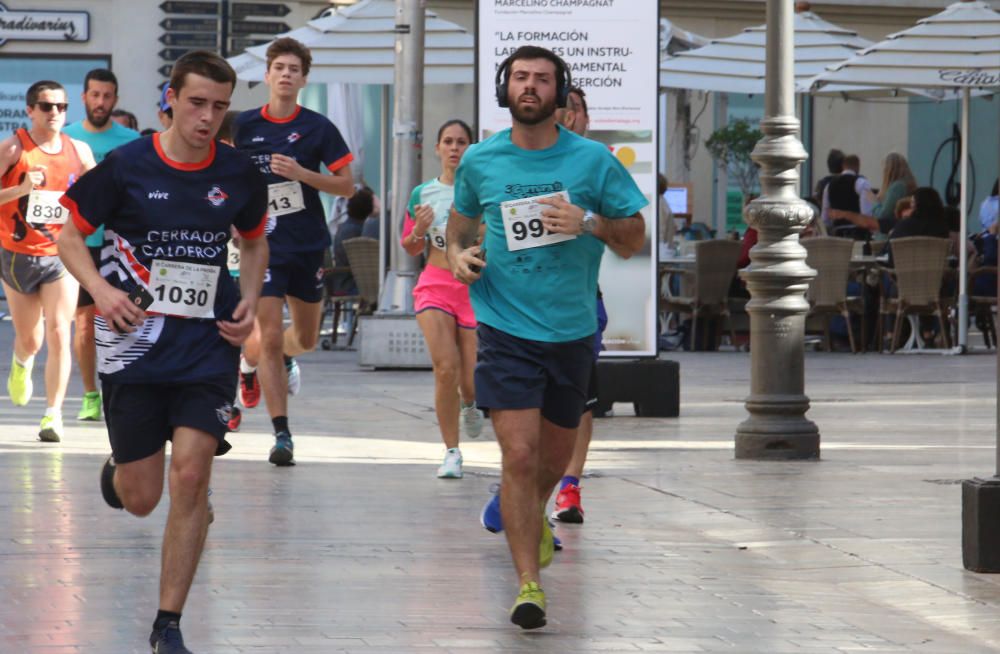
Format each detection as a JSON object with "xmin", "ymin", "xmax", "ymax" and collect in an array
[
  {"xmin": 63, "ymin": 68, "xmax": 140, "ymax": 423},
  {"xmin": 0, "ymin": 80, "xmax": 96, "ymax": 443}
]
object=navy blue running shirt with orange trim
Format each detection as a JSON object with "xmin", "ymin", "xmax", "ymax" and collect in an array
[
  {"xmin": 60, "ymin": 134, "xmax": 267, "ymax": 383},
  {"xmin": 233, "ymin": 104, "xmax": 352, "ymax": 262}
]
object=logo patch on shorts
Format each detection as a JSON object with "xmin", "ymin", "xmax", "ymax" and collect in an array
[{"xmin": 216, "ymin": 401, "xmax": 234, "ymax": 426}]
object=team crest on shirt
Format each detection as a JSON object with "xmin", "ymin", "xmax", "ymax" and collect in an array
[
  {"xmin": 205, "ymin": 185, "xmax": 229, "ymax": 207},
  {"xmin": 287, "ymin": 132, "xmax": 301, "ymax": 143},
  {"xmin": 215, "ymin": 401, "xmax": 234, "ymax": 426}
]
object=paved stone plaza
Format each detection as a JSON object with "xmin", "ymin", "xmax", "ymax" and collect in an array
[{"xmin": 3, "ymin": 322, "xmax": 1000, "ymax": 652}]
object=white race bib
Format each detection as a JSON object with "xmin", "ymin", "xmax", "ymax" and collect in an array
[
  {"xmin": 501, "ymin": 191, "xmax": 576, "ymax": 252},
  {"xmin": 428, "ymin": 223, "xmax": 447, "ymax": 251},
  {"xmin": 148, "ymin": 259, "xmax": 219, "ymax": 319},
  {"xmin": 267, "ymin": 181, "xmax": 305, "ymax": 217},
  {"xmin": 26, "ymin": 189, "xmax": 68, "ymax": 224},
  {"xmin": 226, "ymin": 241, "xmax": 241, "ymax": 274}
]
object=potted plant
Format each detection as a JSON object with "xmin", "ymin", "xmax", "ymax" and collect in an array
[{"xmin": 704, "ymin": 118, "xmax": 763, "ymax": 205}]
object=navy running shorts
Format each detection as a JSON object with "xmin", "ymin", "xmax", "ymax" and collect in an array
[
  {"xmin": 262, "ymin": 248, "xmax": 325, "ymax": 303},
  {"xmin": 584, "ymin": 359, "xmax": 599, "ymax": 412},
  {"xmin": 102, "ymin": 376, "xmax": 238, "ymax": 464},
  {"xmin": 474, "ymin": 323, "xmax": 593, "ymax": 429}
]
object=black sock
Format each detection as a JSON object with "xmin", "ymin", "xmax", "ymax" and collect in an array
[
  {"xmin": 272, "ymin": 416, "xmax": 289, "ymax": 434},
  {"xmin": 154, "ymin": 610, "xmax": 181, "ymax": 631}
]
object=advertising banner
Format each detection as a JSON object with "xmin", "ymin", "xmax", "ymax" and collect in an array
[{"xmin": 476, "ymin": 0, "xmax": 659, "ymax": 356}]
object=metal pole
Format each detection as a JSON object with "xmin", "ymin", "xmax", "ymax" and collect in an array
[
  {"xmin": 735, "ymin": 0, "xmax": 819, "ymax": 460},
  {"xmin": 379, "ymin": 85, "xmax": 389, "ymax": 289},
  {"xmin": 378, "ymin": 0, "xmax": 424, "ymax": 313},
  {"xmin": 958, "ymin": 87, "xmax": 970, "ymax": 351},
  {"xmin": 713, "ymin": 93, "xmax": 729, "ymax": 237}
]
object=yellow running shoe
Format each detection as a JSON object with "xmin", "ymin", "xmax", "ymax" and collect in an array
[
  {"xmin": 539, "ymin": 515, "xmax": 555, "ymax": 569},
  {"xmin": 510, "ymin": 581, "xmax": 546, "ymax": 629},
  {"xmin": 8, "ymin": 354, "xmax": 32, "ymax": 406},
  {"xmin": 77, "ymin": 391, "xmax": 102, "ymax": 421},
  {"xmin": 39, "ymin": 414, "xmax": 62, "ymax": 443}
]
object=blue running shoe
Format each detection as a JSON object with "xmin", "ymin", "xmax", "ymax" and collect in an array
[
  {"xmin": 269, "ymin": 430, "xmax": 295, "ymax": 466},
  {"xmin": 480, "ymin": 484, "xmax": 503, "ymax": 533}
]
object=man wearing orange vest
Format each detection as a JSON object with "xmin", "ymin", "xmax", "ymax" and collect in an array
[{"xmin": 0, "ymin": 80, "xmax": 96, "ymax": 442}]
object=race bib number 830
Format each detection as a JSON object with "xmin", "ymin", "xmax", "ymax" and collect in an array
[{"xmin": 27, "ymin": 189, "xmax": 67, "ymax": 224}]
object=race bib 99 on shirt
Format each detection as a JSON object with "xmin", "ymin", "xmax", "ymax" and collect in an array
[{"xmin": 501, "ymin": 190, "xmax": 577, "ymax": 252}]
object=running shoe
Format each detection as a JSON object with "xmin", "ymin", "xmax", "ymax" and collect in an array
[
  {"xmin": 149, "ymin": 621, "xmax": 193, "ymax": 654},
  {"xmin": 269, "ymin": 430, "xmax": 295, "ymax": 466},
  {"xmin": 460, "ymin": 402, "xmax": 484, "ymax": 439},
  {"xmin": 480, "ymin": 484, "xmax": 503, "ymax": 533},
  {"xmin": 510, "ymin": 581, "xmax": 546, "ymax": 630},
  {"xmin": 437, "ymin": 447, "xmax": 463, "ymax": 478},
  {"xmin": 285, "ymin": 357, "xmax": 301, "ymax": 396},
  {"xmin": 8, "ymin": 354, "xmax": 32, "ymax": 406},
  {"xmin": 77, "ymin": 391, "xmax": 102, "ymax": 421},
  {"xmin": 227, "ymin": 405, "xmax": 242, "ymax": 432},
  {"xmin": 539, "ymin": 515, "xmax": 555, "ymax": 569},
  {"xmin": 100, "ymin": 455, "xmax": 124, "ymax": 510},
  {"xmin": 238, "ymin": 366, "xmax": 260, "ymax": 408},
  {"xmin": 38, "ymin": 414, "xmax": 62, "ymax": 443},
  {"xmin": 552, "ymin": 483, "xmax": 585, "ymax": 524}
]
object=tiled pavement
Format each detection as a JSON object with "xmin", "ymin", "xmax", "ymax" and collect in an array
[{"xmin": 2, "ymin": 324, "xmax": 1000, "ymax": 653}]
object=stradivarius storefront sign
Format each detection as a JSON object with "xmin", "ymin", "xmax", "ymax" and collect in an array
[{"xmin": 0, "ymin": 2, "xmax": 90, "ymax": 47}]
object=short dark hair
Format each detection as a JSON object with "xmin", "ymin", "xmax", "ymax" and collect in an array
[
  {"xmin": 502, "ymin": 45, "xmax": 570, "ymax": 106},
  {"xmin": 26, "ymin": 80, "xmax": 65, "ymax": 107},
  {"xmin": 567, "ymin": 86, "xmax": 587, "ymax": 115},
  {"xmin": 169, "ymin": 50, "xmax": 236, "ymax": 95},
  {"xmin": 216, "ymin": 110, "xmax": 240, "ymax": 144},
  {"xmin": 347, "ymin": 186, "xmax": 374, "ymax": 221},
  {"xmin": 84, "ymin": 68, "xmax": 118, "ymax": 95},
  {"xmin": 826, "ymin": 149, "xmax": 845, "ymax": 174},
  {"xmin": 843, "ymin": 154, "xmax": 860, "ymax": 171},
  {"xmin": 437, "ymin": 119, "xmax": 473, "ymax": 144},
  {"xmin": 266, "ymin": 37, "xmax": 312, "ymax": 77},
  {"xmin": 110, "ymin": 108, "xmax": 138, "ymax": 130}
]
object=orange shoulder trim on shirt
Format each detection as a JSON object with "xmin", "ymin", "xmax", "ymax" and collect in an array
[
  {"xmin": 326, "ymin": 152, "xmax": 354, "ymax": 173},
  {"xmin": 238, "ymin": 213, "xmax": 267, "ymax": 239},
  {"xmin": 59, "ymin": 195, "xmax": 97, "ymax": 236}
]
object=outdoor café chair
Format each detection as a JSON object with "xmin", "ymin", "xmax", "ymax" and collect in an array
[
  {"xmin": 878, "ymin": 236, "xmax": 952, "ymax": 353},
  {"xmin": 661, "ymin": 239, "xmax": 741, "ymax": 351},
  {"xmin": 802, "ymin": 236, "xmax": 862, "ymax": 353}
]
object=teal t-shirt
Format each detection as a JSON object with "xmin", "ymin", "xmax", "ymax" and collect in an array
[
  {"xmin": 63, "ymin": 121, "xmax": 140, "ymax": 246},
  {"xmin": 408, "ymin": 177, "xmax": 454, "ymax": 251},
  {"xmin": 453, "ymin": 126, "xmax": 647, "ymax": 342}
]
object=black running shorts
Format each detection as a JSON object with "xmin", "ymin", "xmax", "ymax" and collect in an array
[
  {"xmin": 474, "ymin": 323, "xmax": 593, "ymax": 430},
  {"xmin": 102, "ymin": 376, "xmax": 238, "ymax": 463},
  {"xmin": 261, "ymin": 248, "xmax": 324, "ymax": 303}
]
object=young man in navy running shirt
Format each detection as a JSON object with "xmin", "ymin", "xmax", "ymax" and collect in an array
[
  {"xmin": 233, "ymin": 37, "xmax": 354, "ymax": 466},
  {"xmin": 59, "ymin": 51, "xmax": 268, "ymax": 654}
]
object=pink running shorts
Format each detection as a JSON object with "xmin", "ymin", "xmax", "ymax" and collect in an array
[{"xmin": 413, "ymin": 263, "xmax": 477, "ymax": 329}]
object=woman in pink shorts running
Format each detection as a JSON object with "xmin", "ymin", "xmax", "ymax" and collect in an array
[{"xmin": 401, "ymin": 119, "xmax": 483, "ymax": 479}]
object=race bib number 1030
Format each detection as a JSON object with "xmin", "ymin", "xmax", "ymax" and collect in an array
[{"xmin": 148, "ymin": 259, "xmax": 219, "ymax": 319}]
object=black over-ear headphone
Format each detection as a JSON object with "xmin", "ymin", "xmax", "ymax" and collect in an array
[{"xmin": 494, "ymin": 49, "xmax": 572, "ymax": 109}]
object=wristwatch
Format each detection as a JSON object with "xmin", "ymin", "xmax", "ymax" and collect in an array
[{"xmin": 581, "ymin": 209, "xmax": 597, "ymax": 234}]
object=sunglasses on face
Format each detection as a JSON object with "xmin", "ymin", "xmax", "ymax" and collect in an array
[{"xmin": 33, "ymin": 102, "xmax": 69, "ymax": 113}]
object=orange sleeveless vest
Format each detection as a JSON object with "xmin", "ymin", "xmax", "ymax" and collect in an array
[{"xmin": 0, "ymin": 128, "xmax": 84, "ymax": 256}]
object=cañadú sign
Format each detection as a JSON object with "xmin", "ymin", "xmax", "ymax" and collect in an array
[{"xmin": 0, "ymin": 3, "xmax": 90, "ymax": 47}]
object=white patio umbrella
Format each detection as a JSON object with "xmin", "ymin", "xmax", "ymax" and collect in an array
[
  {"xmin": 659, "ymin": 7, "xmax": 871, "ymax": 94},
  {"xmin": 811, "ymin": 0, "xmax": 1000, "ymax": 351},
  {"xmin": 227, "ymin": 0, "xmax": 473, "ymax": 84}
]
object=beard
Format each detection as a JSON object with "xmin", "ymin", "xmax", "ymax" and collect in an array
[
  {"xmin": 86, "ymin": 106, "xmax": 110, "ymax": 128},
  {"xmin": 509, "ymin": 93, "xmax": 557, "ymax": 126}
]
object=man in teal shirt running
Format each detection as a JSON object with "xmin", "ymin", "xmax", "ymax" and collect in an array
[
  {"xmin": 447, "ymin": 45, "xmax": 647, "ymax": 630},
  {"xmin": 62, "ymin": 69, "xmax": 139, "ymax": 421}
]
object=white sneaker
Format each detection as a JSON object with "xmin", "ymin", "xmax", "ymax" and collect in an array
[
  {"xmin": 460, "ymin": 402, "xmax": 484, "ymax": 439},
  {"xmin": 285, "ymin": 358, "xmax": 301, "ymax": 396},
  {"xmin": 437, "ymin": 448, "xmax": 463, "ymax": 478}
]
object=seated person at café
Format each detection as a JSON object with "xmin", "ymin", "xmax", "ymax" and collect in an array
[{"xmin": 329, "ymin": 186, "xmax": 375, "ymax": 296}]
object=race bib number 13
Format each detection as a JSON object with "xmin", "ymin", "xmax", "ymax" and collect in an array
[
  {"xmin": 501, "ymin": 191, "xmax": 576, "ymax": 252},
  {"xmin": 27, "ymin": 189, "xmax": 67, "ymax": 224},
  {"xmin": 149, "ymin": 259, "xmax": 219, "ymax": 319},
  {"xmin": 267, "ymin": 181, "xmax": 305, "ymax": 217}
]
